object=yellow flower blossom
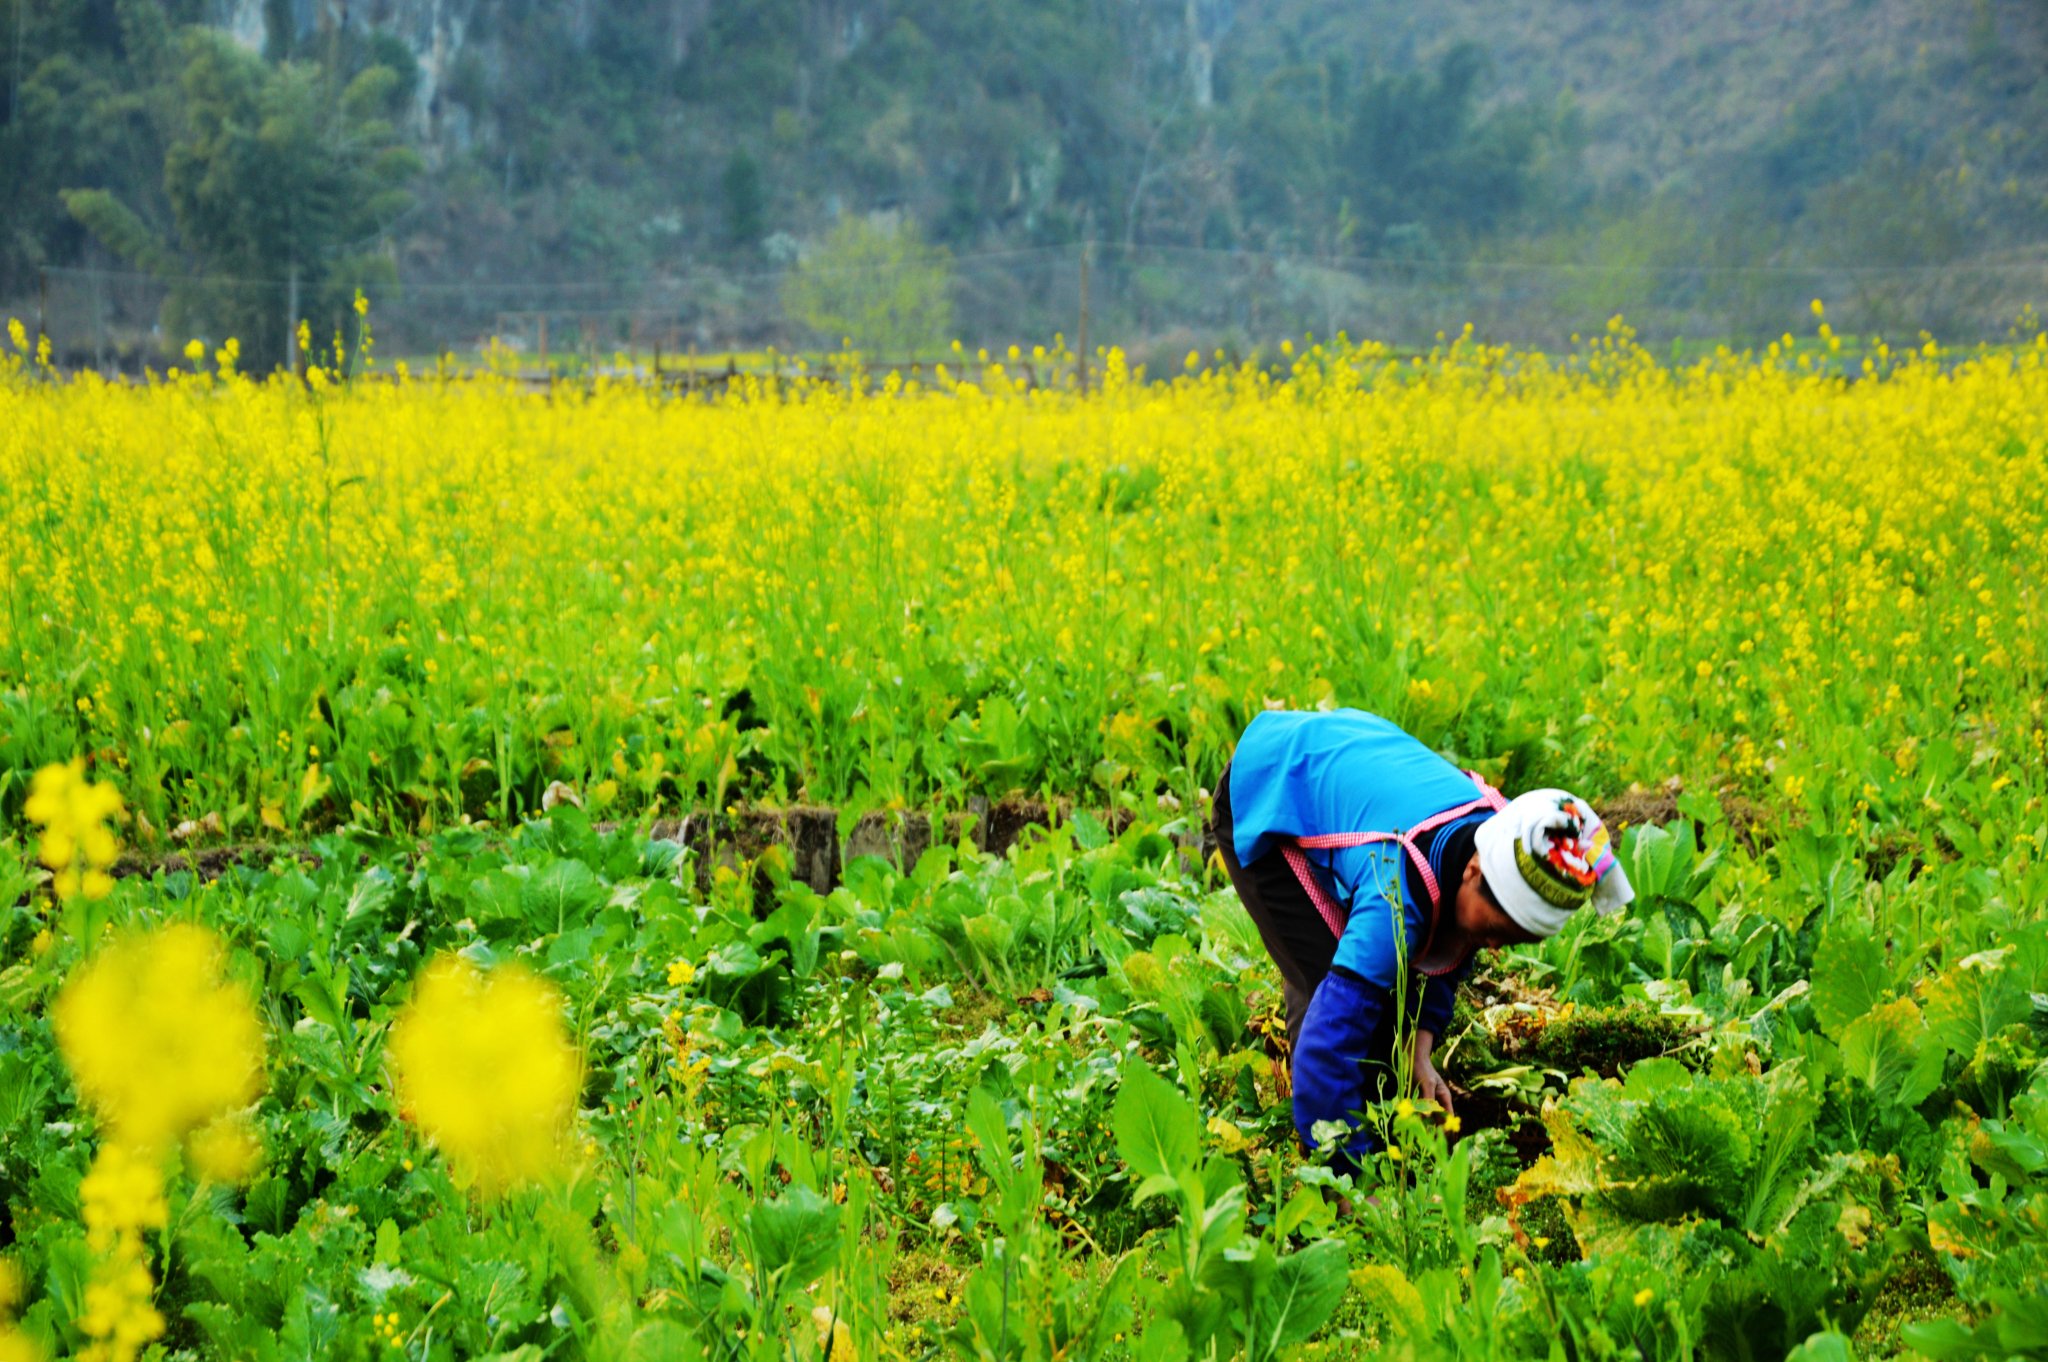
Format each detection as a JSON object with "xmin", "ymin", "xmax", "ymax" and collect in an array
[
  {"xmin": 75, "ymin": 1143, "xmax": 169, "ymax": 1362},
  {"xmin": 78, "ymin": 1142, "xmax": 167, "ymax": 1255},
  {"xmin": 187, "ymin": 1114, "xmax": 262, "ymax": 1183},
  {"xmin": 0, "ymin": 1257, "xmax": 37, "ymax": 1362},
  {"xmin": 0, "ymin": 333, "xmax": 2042, "ymax": 847},
  {"xmin": 389, "ymin": 955, "xmax": 581, "ymax": 1192},
  {"xmin": 53, "ymin": 925, "xmax": 265, "ymax": 1148},
  {"xmin": 25, "ymin": 759, "xmax": 123, "ymax": 901}
]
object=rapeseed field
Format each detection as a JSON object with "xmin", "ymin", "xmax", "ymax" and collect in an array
[
  {"xmin": 2, "ymin": 317, "xmax": 2045, "ymax": 1362},
  {"xmin": 2, "ymin": 322, "xmax": 2042, "ymax": 846}
]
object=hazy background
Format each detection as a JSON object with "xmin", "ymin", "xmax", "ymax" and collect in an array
[{"xmin": 5, "ymin": 0, "xmax": 2047, "ymax": 368}]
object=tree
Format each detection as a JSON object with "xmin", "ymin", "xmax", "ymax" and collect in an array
[
  {"xmin": 0, "ymin": 0, "xmax": 185, "ymax": 298},
  {"xmin": 722, "ymin": 151, "xmax": 765, "ymax": 248},
  {"xmin": 64, "ymin": 25, "xmax": 419, "ymax": 371},
  {"xmin": 782, "ymin": 216, "xmax": 953, "ymax": 357},
  {"xmin": 1339, "ymin": 43, "xmax": 1541, "ymax": 250}
]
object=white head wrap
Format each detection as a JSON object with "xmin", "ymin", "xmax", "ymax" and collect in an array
[{"xmin": 1474, "ymin": 788, "xmax": 1635, "ymax": 938}]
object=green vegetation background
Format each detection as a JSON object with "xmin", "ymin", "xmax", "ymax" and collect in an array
[{"xmin": 5, "ymin": 0, "xmax": 2048, "ymax": 368}]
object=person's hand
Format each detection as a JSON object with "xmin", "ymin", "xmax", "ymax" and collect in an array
[{"xmin": 1414, "ymin": 1058, "xmax": 1457, "ymax": 1119}]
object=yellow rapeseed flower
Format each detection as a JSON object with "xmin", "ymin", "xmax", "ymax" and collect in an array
[
  {"xmin": 389, "ymin": 955, "xmax": 581, "ymax": 1192},
  {"xmin": 187, "ymin": 1114, "xmax": 262, "ymax": 1183},
  {"xmin": 0, "ymin": 1256, "xmax": 37, "ymax": 1362},
  {"xmin": 24, "ymin": 759, "xmax": 123, "ymax": 901},
  {"xmin": 78, "ymin": 1142, "xmax": 167, "ymax": 1255},
  {"xmin": 75, "ymin": 1142, "xmax": 170, "ymax": 1362},
  {"xmin": 51, "ymin": 924, "xmax": 258, "ymax": 1362},
  {"xmin": 53, "ymin": 924, "xmax": 264, "ymax": 1148},
  {"xmin": 811, "ymin": 1307, "xmax": 855, "ymax": 1361},
  {"xmin": 1, "ymin": 331, "xmax": 2043, "ymax": 852}
]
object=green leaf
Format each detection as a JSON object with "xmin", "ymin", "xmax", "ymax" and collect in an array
[
  {"xmin": 521, "ymin": 858, "xmax": 604, "ymax": 934},
  {"xmin": 1113, "ymin": 1057, "xmax": 1202, "ymax": 1185},
  {"xmin": 1925, "ymin": 955, "xmax": 2032, "ymax": 1055},
  {"xmin": 1621, "ymin": 1055, "xmax": 1695, "ymax": 1099},
  {"xmin": 743, "ymin": 1185, "xmax": 842, "ymax": 1291},
  {"xmin": 185, "ymin": 1301, "xmax": 284, "ymax": 1362},
  {"xmin": 1738, "ymin": 1070, "xmax": 1821, "ymax": 1235},
  {"xmin": 0, "ymin": 1052, "xmax": 49, "ymax": 1129},
  {"xmin": 965, "ymin": 1087, "xmax": 1011, "ymax": 1191},
  {"xmin": 1625, "ymin": 822, "xmax": 1696, "ymax": 903},
  {"xmin": 1839, "ymin": 997, "xmax": 1941, "ymax": 1107},
  {"xmin": 545, "ymin": 925, "xmax": 597, "ymax": 968},
  {"xmin": 1810, "ymin": 925, "xmax": 1889, "ymax": 1038},
  {"xmin": 755, "ymin": 897, "xmax": 822, "ymax": 978},
  {"xmin": 280, "ymin": 1283, "xmax": 341, "ymax": 1362},
  {"xmin": 1900, "ymin": 1318, "xmax": 1997, "ymax": 1361},
  {"xmin": 1246, "ymin": 1240, "xmax": 1350, "ymax": 1358},
  {"xmin": 1784, "ymin": 1331, "xmax": 1856, "ymax": 1362},
  {"xmin": 289, "ymin": 957, "xmax": 349, "ymax": 1035},
  {"xmin": 1273, "ymin": 1185, "xmax": 1335, "ymax": 1239},
  {"xmin": 1985, "ymin": 1284, "xmax": 2048, "ymax": 1355},
  {"xmin": 1200, "ymin": 984, "xmax": 1250, "ymax": 1055},
  {"xmin": 1131, "ymin": 1320, "xmax": 1190, "ymax": 1362}
]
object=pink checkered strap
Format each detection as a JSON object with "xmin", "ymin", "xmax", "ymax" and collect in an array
[{"xmin": 1282, "ymin": 771, "xmax": 1509, "ymax": 942}]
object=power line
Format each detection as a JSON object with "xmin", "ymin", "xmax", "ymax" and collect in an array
[{"xmin": 31, "ymin": 241, "xmax": 2048, "ymax": 295}]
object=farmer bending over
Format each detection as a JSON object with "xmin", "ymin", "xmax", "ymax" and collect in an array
[{"xmin": 1210, "ymin": 708, "xmax": 1633, "ymax": 1174}]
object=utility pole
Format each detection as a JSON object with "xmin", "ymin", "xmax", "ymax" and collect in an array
[
  {"xmin": 10, "ymin": 0, "xmax": 24, "ymax": 126},
  {"xmin": 286, "ymin": 261, "xmax": 301, "ymax": 376}
]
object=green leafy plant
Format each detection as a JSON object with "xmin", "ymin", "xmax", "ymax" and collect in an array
[{"xmin": 1112, "ymin": 1057, "xmax": 1349, "ymax": 1361}]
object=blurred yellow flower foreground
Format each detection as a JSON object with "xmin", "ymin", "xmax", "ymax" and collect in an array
[
  {"xmin": 53, "ymin": 925, "xmax": 265, "ymax": 1150},
  {"xmin": 25, "ymin": 760, "xmax": 123, "ymax": 902},
  {"xmin": 52, "ymin": 922, "xmax": 265, "ymax": 1362},
  {"xmin": 390, "ymin": 955, "xmax": 582, "ymax": 1191}
]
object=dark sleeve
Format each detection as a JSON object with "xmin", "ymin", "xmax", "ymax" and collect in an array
[{"xmin": 1291, "ymin": 968, "xmax": 1386, "ymax": 1172}]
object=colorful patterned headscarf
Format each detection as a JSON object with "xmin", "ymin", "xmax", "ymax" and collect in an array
[{"xmin": 1473, "ymin": 789, "xmax": 1634, "ymax": 937}]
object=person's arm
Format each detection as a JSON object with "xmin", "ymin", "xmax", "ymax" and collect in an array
[
  {"xmin": 1294, "ymin": 860, "xmax": 1406, "ymax": 1170},
  {"xmin": 1291, "ymin": 967, "xmax": 1388, "ymax": 1173},
  {"xmin": 1411, "ymin": 1025, "xmax": 1455, "ymax": 1118},
  {"xmin": 1412, "ymin": 967, "xmax": 1468, "ymax": 1117}
]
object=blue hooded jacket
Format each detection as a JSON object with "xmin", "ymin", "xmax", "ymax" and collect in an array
[{"xmin": 1228, "ymin": 709, "xmax": 1487, "ymax": 1165}]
